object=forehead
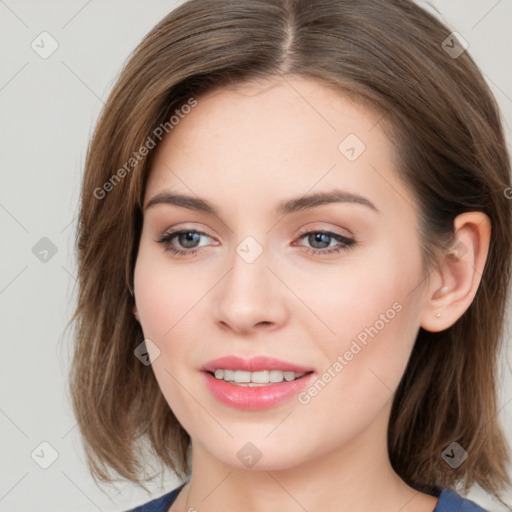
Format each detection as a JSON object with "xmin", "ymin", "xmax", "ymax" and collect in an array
[
  {"xmin": 145, "ymin": 76, "xmax": 410, "ymax": 219},
  {"xmin": 158, "ymin": 76, "xmax": 387, "ymax": 158}
]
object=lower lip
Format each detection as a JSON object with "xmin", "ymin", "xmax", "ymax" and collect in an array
[{"xmin": 202, "ymin": 371, "xmax": 315, "ymax": 410}]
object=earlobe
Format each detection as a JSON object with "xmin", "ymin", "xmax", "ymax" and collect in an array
[
  {"xmin": 420, "ymin": 212, "xmax": 491, "ymax": 333},
  {"xmin": 133, "ymin": 304, "xmax": 140, "ymax": 322}
]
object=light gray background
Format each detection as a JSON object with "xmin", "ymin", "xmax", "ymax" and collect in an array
[{"xmin": 0, "ymin": 1, "xmax": 511, "ymax": 511}]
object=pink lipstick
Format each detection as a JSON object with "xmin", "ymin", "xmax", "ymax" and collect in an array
[{"xmin": 201, "ymin": 356, "xmax": 315, "ymax": 410}]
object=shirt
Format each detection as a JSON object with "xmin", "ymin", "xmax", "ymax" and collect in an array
[{"xmin": 126, "ymin": 485, "xmax": 488, "ymax": 511}]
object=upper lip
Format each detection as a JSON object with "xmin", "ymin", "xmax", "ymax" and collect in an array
[{"xmin": 201, "ymin": 356, "xmax": 314, "ymax": 374}]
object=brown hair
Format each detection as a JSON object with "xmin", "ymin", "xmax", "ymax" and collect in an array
[{"xmin": 66, "ymin": 0, "xmax": 512, "ymax": 500}]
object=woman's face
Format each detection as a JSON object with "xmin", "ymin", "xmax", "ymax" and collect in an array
[{"xmin": 133, "ymin": 76, "xmax": 431, "ymax": 470}]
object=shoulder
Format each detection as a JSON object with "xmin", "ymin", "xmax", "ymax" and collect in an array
[
  {"xmin": 125, "ymin": 483, "xmax": 185, "ymax": 512},
  {"xmin": 435, "ymin": 489, "xmax": 488, "ymax": 512}
]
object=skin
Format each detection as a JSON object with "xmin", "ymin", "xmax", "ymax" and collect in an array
[{"xmin": 132, "ymin": 75, "xmax": 490, "ymax": 512}]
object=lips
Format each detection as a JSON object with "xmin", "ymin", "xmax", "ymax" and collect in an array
[
  {"xmin": 201, "ymin": 355, "xmax": 314, "ymax": 374},
  {"xmin": 202, "ymin": 372, "xmax": 315, "ymax": 410},
  {"xmin": 201, "ymin": 356, "xmax": 316, "ymax": 410}
]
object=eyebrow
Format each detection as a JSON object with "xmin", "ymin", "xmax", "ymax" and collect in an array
[{"xmin": 144, "ymin": 189, "xmax": 378, "ymax": 215}]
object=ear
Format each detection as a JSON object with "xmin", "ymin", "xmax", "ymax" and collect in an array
[
  {"xmin": 420, "ymin": 211, "xmax": 491, "ymax": 332},
  {"xmin": 133, "ymin": 304, "xmax": 140, "ymax": 322}
]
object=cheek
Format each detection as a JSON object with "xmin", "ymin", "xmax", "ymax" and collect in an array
[
  {"xmin": 133, "ymin": 251, "xmax": 202, "ymax": 428},
  {"xmin": 293, "ymin": 244, "xmax": 423, "ymax": 391},
  {"xmin": 293, "ymin": 279, "xmax": 421, "ymax": 447},
  {"xmin": 133, "ymin": 246, "xmax": 210, "ymax": 342},
  {"xmin": 133, "ymin": 248, "xmax": 214, "ymax": 415}
]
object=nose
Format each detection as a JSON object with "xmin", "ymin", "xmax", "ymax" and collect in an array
[{"xmin": 212, "ymin": 241, "xmax": 289, "ymax": 335}]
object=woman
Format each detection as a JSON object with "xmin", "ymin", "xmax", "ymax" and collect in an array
[{"xmin": 67, "ymin": 0, "xmax": 511, "ymax": 511}]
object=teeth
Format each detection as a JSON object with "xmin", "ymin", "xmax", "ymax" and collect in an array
[
  {"xmin": 270, "ymin": 370, "xmax": 284, "ymax": 382},
  {"xmin": 213, "ymin": 369, "xmax": 306, "ymax": 384}
]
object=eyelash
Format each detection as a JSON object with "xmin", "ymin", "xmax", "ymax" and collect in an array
[{"xmin": 155, "ymin": 228, "xmax": 356, "ymax": 257}]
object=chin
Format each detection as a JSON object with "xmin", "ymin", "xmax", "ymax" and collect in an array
[{"xmin": 200, "ymin": 436, "xmax": 316, "ymax": 472}]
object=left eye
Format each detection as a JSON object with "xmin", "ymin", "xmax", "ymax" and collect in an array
[{"xmin": 295, "ymin": 230, "xmax": 356, "ymax": 254}]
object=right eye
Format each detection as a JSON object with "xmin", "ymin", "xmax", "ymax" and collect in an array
[{"xmin": 155, "ymin": 229, "xmax": 216, "ymax": 256}]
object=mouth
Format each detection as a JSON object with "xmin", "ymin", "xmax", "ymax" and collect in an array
[
  {"xmin": 201, "ymin": 356, "xmax": 316, "ymax": 409},
  {"xmin": 207, "ymin": 369, "xmax": 312, "ymax": 386},
  {"xmin": 201, "ymin": 355, "xmax": 314, "ymax": 374}
]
